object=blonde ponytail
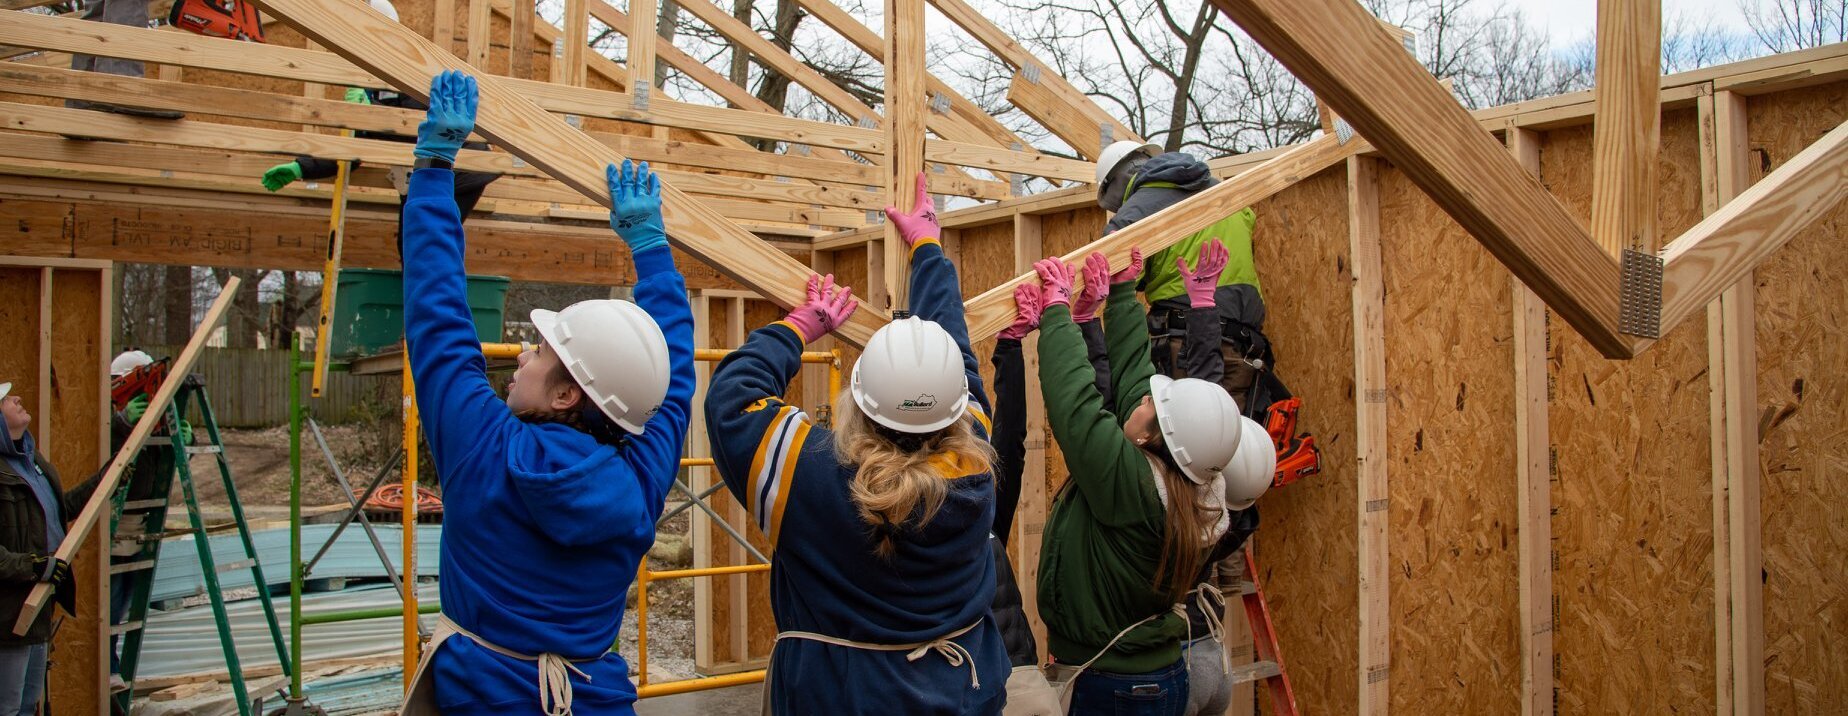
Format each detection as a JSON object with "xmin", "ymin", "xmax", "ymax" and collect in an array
[{"xmin": 833, "ymin": 390, "xmax": 996, "ymax": 558}]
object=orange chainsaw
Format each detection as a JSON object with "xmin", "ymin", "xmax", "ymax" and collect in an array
[
  {"xmin": 168, "ymin": 0, "xmax": 266, "ymax": 43},
  {"xmin": 1264, "ymin": 397, "xmax": 1321, "ymax": 489}
]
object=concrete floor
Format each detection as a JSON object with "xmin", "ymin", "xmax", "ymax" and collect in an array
[{"xmin": 634, "ymin": 682, "xmax": 763, "ymax": 716}]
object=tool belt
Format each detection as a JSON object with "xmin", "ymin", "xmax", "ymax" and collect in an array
[{"xmin": 1146, "ymin": 303, "xmax": 1289, "ymax": 419}]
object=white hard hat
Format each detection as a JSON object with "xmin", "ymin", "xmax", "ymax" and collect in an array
[
  {"xmin": 0, "ymin": 382, "xmax": 9, "ymax": 401},
  {"xmin": 1095, "ymin": 140, "xmax": 1162, "ymax": 193},
  {"xmin": 1149, "ymin": 375, "xmax": 1243, "ymax": 485},
  {"xmin": 849, "ymin": 316, "xmax": 969, "ymax": 434},
  {"xmin": 1222, "ymin": 417, "xmax": 1275, "ymax": 510},
  {"xmin": 111, "ymin": 350, "xmax": 154, "ymax": 378},
  {"xmin": 368, "ymin": 0, "xmax": 400, "ymax": 22},
  {"xmin": 530, "ymin": 300, "xmax": 670, "ymax": 435}
]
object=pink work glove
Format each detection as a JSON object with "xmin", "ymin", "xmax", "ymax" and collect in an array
[
  {"xmin": 1177, "ymin": 240, "xmax": 1228, "ymax": 309},
  {"xmin": 1000, "ymin": 283, "xmax": 1041, "ymax": 340},
  {"xmin": 1032, "ymin": 257, "xmax": 1077, "ymax": 316},
  {"xmin": 1110, "ymin": 247, "xmax": 1145, "ymax": 286},
  {"xmin": 881, "ymin": 172, "xmax": 939, "ymax": 248},
  {"xmin": 783, "ymin": 274, "xmax": 859, "ymax": 342},
  {"xmin": 1071, "ymin": 252, "xmax": 1112, "ymax": 323}
]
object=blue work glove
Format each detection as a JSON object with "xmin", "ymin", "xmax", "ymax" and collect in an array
[
  {"xmin": 608, "ymin": 159, "xmax": 667, "ymax": 254},
  {"xmin": 413, "ymin": 70, "xmax": 477, "ymax": 164}
]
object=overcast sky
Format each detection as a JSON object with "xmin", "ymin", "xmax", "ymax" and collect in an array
[{"xmin": 1507, "ymin": 0, "xmax": 1754, "ymax": 43}]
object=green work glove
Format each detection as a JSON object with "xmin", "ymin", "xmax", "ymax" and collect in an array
[
  {"xmin": 176, "ymin": 420, "xmax": 193, "ymax": 446},
  {"xmin": 262, "ymin": 162, "xmax": 304, "ymax": 192},
  {"xmin": 122, "ymin": 394, "xmax": 148, "ymax": 424},
  {"xmin": 343, "ymin": 86, "xmax": 372, "ymax": 105}
]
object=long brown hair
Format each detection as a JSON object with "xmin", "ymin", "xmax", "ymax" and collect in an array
[
  {"xmin": 1146, "ymin": 445, "xmax": 1218, "ymax": 601},
  {"xmin": 833, "ymin": 390, "xmax": 997, "ymax": 558}
]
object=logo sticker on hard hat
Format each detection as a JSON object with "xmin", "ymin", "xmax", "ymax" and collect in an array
[{"xmin": 897, "ymin": 395, "xmax": 938, "ymax": 412}]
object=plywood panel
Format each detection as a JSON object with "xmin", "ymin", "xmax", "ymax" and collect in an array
[
  {"xmin": 1377, "ymin": 157, "xmax": 1521, "ymax": 714},
  {"xmin": 1544, "ymin": 110, "xmax": 1717, "ymax": 713},
  {"xmin": 1243, "ymin": 166, "xmax": 1357, "ymax": 715},
  {"xmin": 46, "ymin": 267, "xmax": 107, "ymax": 715},
  {"xmin": 1748, "ymin": 83, "xmax": 1848, "ymax": 716}
]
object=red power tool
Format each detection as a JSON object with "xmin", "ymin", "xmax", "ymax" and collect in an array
[
  {"xmin": 168, "ymin": 0, "xmax": 266, "ymax": 43},
  {"xmin": 1263, "ymin": 397, "xmax": 1321, "ymax": 489},
  {"xmin": 111, "ymin": 359, "xmax": 170, "ymax": 413}
]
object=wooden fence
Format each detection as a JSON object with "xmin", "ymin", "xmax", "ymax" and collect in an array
[{"xmin": 142, "ymin": 345, "xmax": 398, "ymax": 428}]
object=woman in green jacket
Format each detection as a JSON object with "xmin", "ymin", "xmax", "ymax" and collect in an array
[{"xmin": 1028, "ymin": 249, "xmax": 1248, "ymax": 715}]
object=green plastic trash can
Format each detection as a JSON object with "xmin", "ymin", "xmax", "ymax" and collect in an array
[{"xmin": 327, "ymin": 269, "xmax": 511, "ymax": 357}]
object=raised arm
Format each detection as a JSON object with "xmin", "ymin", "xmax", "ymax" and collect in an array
[
  {"xmin": 605, "ymin": 160, "xmax": 696, "ymax": 517},
  {"xmin": 887, "ymin": 172, "xmax": 991, "ymax": 424},
  {"xmin": 1176, "ymin": 240, "xmax": 1230, "ymax": 384},
  {"xmin": 400, "ymin": 72, "xmax": 514, "ymax": 480},
  {"xmin": 1032, "ymin": 258, "xmax": 1160, "ymax": 526}
]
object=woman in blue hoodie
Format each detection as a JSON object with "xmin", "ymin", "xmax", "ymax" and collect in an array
[
  {"xmin": 395, "ymin": 71, "xmax": 694, "ymax": 716},
  {"xmin": 705, "ymin": 175, "xmax": 1009, "ymax": 715}
]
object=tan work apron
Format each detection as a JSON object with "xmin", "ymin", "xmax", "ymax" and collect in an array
[
  {"xmin": 400, "ymin": 614, "xmax": 601, "ymax": 716},
  {"xmin": 760, "ymin": 619, "xmax": 986, "ymax": 716}
]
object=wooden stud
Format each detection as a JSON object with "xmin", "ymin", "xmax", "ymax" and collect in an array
[
  {"xmin": 1010, "ymin": 212, "xmax": 1049, "ymax": 663},
  {"xmin": 35, "ymin": 267, "xmax": 51, "ymax": 452},
  {"xmin": 1652, "ymin": 118, "xmax": 1848, "ymax": 346},
  {"xmin": 1348, "ymin": 154, "xmax": 1388, "ymax": 714},
  {"xmin": 467, "ymin": 0, "xmax": 492, "ymax": 69},
  {"xmin": 509, "ymin": 0, "xmax": 533, "ymax": 79},
  {"xmin": 883, "ymin": 0, "xmax": 925, "ymax": 311},
  {"xmin": 13, "ymin": 277, "xmax": 241, "ymax": 635},
  {"xmin": 627, "ymin": 0, "xmax": 658, "ymax": 99},
  {"xmin": 688, "ymin": 291, "xmax": 715, "ymax": 670},
  {"xmin": 960, "ymin": 133, "xmax": 1362, "ymax": 342},
  {"xmin": 1700, "ymin": 88, "xmax": 1765, "ymax": 716},
  {"xmin": 723, "ymin": 297, "xmax": 750, "ymax": 665},
  {"xmin": 562, "ymin": 0, "xmax": 587, "ymax": 86},
  {"xmin": 489, "ymin": 0, "xmax": 630, "ymax": 90},
  {"xmin": 434, "ymin": 0, "xmax": 457, "ymax": 56},
  {"xmin": 1203, "ymin": 0, "xmax": 1629, "ymax": 359},
  {"xmin": 672, "ymin": 0, "xmax": 882, "ymax": 127},
  {"xmin": 1590, "ymin": 0, "xmax": 1661, "ymax": 257},
  {"xmin": 1508, "ymin": 125, "xmax": 1554, "ymax": 716}
]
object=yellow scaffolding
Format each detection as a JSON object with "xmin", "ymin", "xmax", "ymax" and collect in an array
[{"xmin": 397, "ymin": 341, "xmax": 841, "ymax": 699}]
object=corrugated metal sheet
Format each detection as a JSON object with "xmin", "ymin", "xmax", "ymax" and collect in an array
[
  {"xmin": 139, "ymin": 583, "xmax": 439, "ymax": 678},
  {"xmin": 153, "ymin": 525, "xmax": 441, "ymax": 604}
]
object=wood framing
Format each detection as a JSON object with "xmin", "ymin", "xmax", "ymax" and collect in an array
[
  {"xmin": 961, "ymin": 133, "xmax": 1363, "ymax": 341},
  {"xmin": 248, "ymin": 0, "xmax": 892, "ymax": 344},
  {"xmin": 1700, "ymin": 88, "xmax": 1765, "ymax": 715},
  {"xmin": 883, "ymin": 0, "xmax": 926, "ymax": 311},
  {"xmin": 626, "ymin": 0, "xmax": 657, "ymax": 99},
  {"xmin": 1204, "ymin": 0, "xmax": 1628, "ymax": 358},
  {"xmin": 1348, "ymin": 154, "xmax": 1389, "ymax": 714},
  {"xmin": 1590, "ymin": 0, "xmax": 1662, "ymax": 256},
  {"xmin": 561, "ymin": 0, "xmax": 588, "ymax": 86},
  {"xmin": 1010, "ymin": 212, "xmax": 1050, "ymax": 662},
  {"xmin": 1508, "ymin": 126, "xmax": 1554, "ymax": 716}
]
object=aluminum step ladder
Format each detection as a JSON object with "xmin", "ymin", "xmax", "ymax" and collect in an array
[{"xmin": 110, "ymin": 375, "xmax": 292, "ymax": 715}]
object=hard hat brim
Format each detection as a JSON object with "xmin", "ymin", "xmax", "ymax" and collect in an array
[{"xmin": 0, "ymin": 382, "xmax": 10, "ymax": 401}]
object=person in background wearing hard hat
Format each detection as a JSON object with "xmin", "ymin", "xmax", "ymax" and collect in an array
[
  {"xmin": 1026, "ymin": 247, "xmax": 1249, "ymax": 714},
  {"xmin": 104, "ymin": 350, "xmax": 192, "ymax": 695},
  {"xmin": 0, "ymin": 381, "xmax": 101, "ymax": 716},
  {"xmin": 393, "ymin": 71, "xmax": 694, "ymax": 716},
  {"xmin": 705, "ymin": 173, "xmax": 1008, "ymax": 715}
]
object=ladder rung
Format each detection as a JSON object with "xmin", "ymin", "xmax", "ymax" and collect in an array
[
  {"xmin": 214, "ymin": 558, "xmax": 256, "ymax": 574},
  {"xmin": 184, "ymin": 445, "xmax": 222, "ymax": 455},
  {"xmin": 110, "ymin": 620, "xmax": 144, "ymax": 636},
  {"xmin": 1228, "ymin": 660, "xmax": 1282, "ymax": 685},
  {"xmin": 121, "ymin": 499, "xmax": 167, "ymax": 512},
  {"xmin": 109, "ymin": 560, "xmax": 157, "ymax": 575},
  {"xmin": 1239, "ymin": 580, "xmax": 1257, "ymax": 596}
]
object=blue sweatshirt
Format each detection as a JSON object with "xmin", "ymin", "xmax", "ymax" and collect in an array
[
  {"xmin": 401, "ymin": 168, "xmax": 695, "ymax": 715},
  {"xmin": 705, "ymin": 241, "xmax": 1008, "ymax": 715}
]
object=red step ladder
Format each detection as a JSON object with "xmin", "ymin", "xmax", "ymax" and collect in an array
[{"xmin": 1228, "ymin": 545, "xmax": 1298, "ymax": 715}]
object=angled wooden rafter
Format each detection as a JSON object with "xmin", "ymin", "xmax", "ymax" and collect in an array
[{"xmin": 250, "ymin": 0, "xmax": 891, "ymax": 344}]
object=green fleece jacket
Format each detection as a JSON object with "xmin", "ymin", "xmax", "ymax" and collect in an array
[{"xmin": 1034, "ymin": 283, "xmax": 1188, "ymax": 674}]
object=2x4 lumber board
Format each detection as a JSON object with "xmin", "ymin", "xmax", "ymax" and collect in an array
[
  {"xmin": 1591, "ymin": 0, "xmax": 1663, "ymax": 257},
  {"xmin": 1010, "ymin": 213, "xmax": 1049, "ymax": 662},
  {"xmin": 627, "ymin": 0, "xmax": 658, "ymax": 97},
  {"xmin": 1507, "ymin": 126, "xmax": 1554, "ymax": 716},
  {"xmin": 1699, "ymin": 88, "xmax": 1764, "ymax": 715},
  {"xmin": 563, "ymin": 0, "xmax": 588, "ymax": 86},
  {"xmin": 926, "ymin": 0, "xmax": 1138, "ymax": 157},
  {"xmin": 1651, "ymin": 117, "xmax": 1848, "ymax": 347},
  {"xmin": 1347, "ymin": 154, "xmax": 1388, "ymax": 714},
  {"xmin": 926, "ymin": 138, "xmax": 1093, "ymax": 183},
  {"xmin": 1203, "ymin": 0, "xmax": 1630, "ymax": 359},
  {"xmin": 434, "ymin": 0, "xmax": 458, "ymax": 54},
  {"xmin": 688, "ymin": 291, "xmax": 717, "ymax": 670},
  {"xmin": 960, "ymin": 133, "xmax": 1362, "ymax": 341},
  {"xmin": 509, "ymin": 0, "xmax": 535, "ymax": 78},
  {"xmin": 883, "ymin": 0, "xmax": 925, "ymax": 310},
  {"xmin": 467, "ymin": 0, "xmax": 492, "ymax": 68},
  {"xmin": 670, "ymin": 0, "xmax": 880, "ymax": 127},
  {"xmin": 12, "ymin": 276, "xmax": 240, "ymax": 635},
  {"xmin": 0, "ymin": 10, "xmax": 884, "ymax": 155},
  {"xmin": 1005, "ymin": 70, "xmax": 1109, "ymax": 159},
  {"xmin": 256, "ymin": 0, "xmax": 883, "ymax": 347}
]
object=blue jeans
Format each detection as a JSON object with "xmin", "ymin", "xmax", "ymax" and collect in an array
[
  {"xmin": 1068, "ymin": 658, "xmax": 1189, "ymax": 716},
  {"xmin": 0, "ymin": 643, "xmax": 47, "ymax": 716}
]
